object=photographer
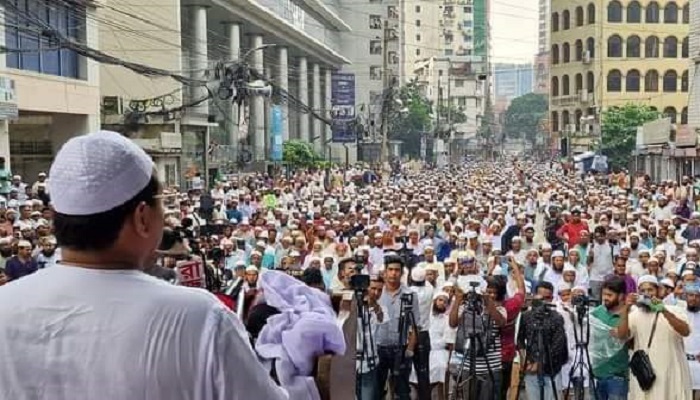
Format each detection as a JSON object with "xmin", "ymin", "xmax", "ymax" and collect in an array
[
  {"xmin": 357, "ymin": 275, "xmax": 388, "ymax": 400},
  {"xmin": 375, "ymin": 254, "xmax": 420, "ymax": 400},
  {"xmin": 615, "ymin": 275, "xmax": 691, "ymax": 399},
  {"xmin": 517, "ymin": 281, "xmax": 569, "ymax": 400},
  {"xmin": 448, "ymin": 276, "xmax": 507, "ymax": 400}
]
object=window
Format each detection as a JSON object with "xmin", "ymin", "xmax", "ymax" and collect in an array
[
  {"xmin": 464, "ymin": 6, "xmax": 472, "ymax": 13},
  {"xmin": 369, "ymin": 15, "xmax": 382, "ymax": 29},
  {"xmin": 626, "ymin": 69, "xmax": 641, "ymax": 91},
  {"xmin": 627, "ymin": 1, "xmax": 641, "ymax": 22},
  {"xmin": 607, "ymin": 69, "xmax": 622, "ymax": 92},
  {"xmin": 608, "ymin": 35, "xmax": 623, "ymax": 57},
  {"xmin": 416, "ymin": 34, "xmax": 421, "ymax": 41},
  {"xmin": 5, "ymin": 0, "xmax": 85, "ymax": 79},
  {"xmin": 681, "ymin": 107, "xmax": 688, "ymax": 124},
  {"xmin": 575, "ymin": 40, "xmax": 583, "ymax": 61},
  {"xmin": 645, "ymin": 36, "xmax": 659, "ymax": 57},
  {"xmin": 646, "ymin": 2, "xmax": 659, "ymax": 22},
  {"xmin": 645, "ymin": 69, "xmax": 659, "ymax": 91},
  {"xmin": 627, "ymin": 35, "xmax": 641, "ymax": 57},
  {"xmin": 682, "ymin": 37, "xmax": 689, "ymax": 58},
  {"xmin": 587, "ymin": 37, "xmax": 595, "ymax": 58},
  {"xmin": 683, "ymin": 3, "xmax": 690, "ymax": 23},
  {"xmin": 575, "ymin": 73, "xmax": 583, "ymax": 92},
  {"xmin": 664, "ymin": 36, "xmax": 678, "ymax": 57},
  {"xmin": 416, "ymin": 19, "xmax": 421, "ymax": 27},
  {"xmin": 663, "ymin": 107, "xmax": 677, "ymax": 123},
  {"xmin": 444, "ymin": 49, "xmax": 453, "ymax": 56},
  {"xmin": 551, "ymin": 111, "xmax": 559, "ymax": 132},
  {"xmin": 588, "ymin": 3, "xmax": 596, "ymax": 23},
  {"xmin": 608, "ymin": 1, "xmax": 622, "ymax": 22},
  {"xmin": 415, "ymin": 5, "xmax": 421, "ymax": 12},
  {"xmin": 587, "ymin": 71, "xmax": 595, "ymax": 93},
  {"xmin": 439, "ymin": 70, "xmax": 443, "ymax": 76},
  {"xmin": 682, "ymin": 70, "xmax": 689, "ymax": 92},
  {"xmin": 663, "ymin": 70, "xmax": 677, "ymax": 92},
  {"xmin": 563, "ymin": 10, "xmax": 571, "ymax": 29},
  {"xmin": 575, "ymin": 110, "xmax": 583, "ymax": 130},
  {"xmin": 563, "ymin": 75, "xmax": 570, "ymax": 95},
  {"xmin": 370, "ymin": 66, "xmax": 382, "ymax": 80},
  {"xmin": 552, "ymin": 44, "xmax": 560, "ymax": 64},
  {"xmin": 576, "ymin": 7, "xmax": 584, "ymax": 26},
  {"xmin": 562, "ymin": 110, "xmax": 571, "ymax": 126},
  {"xmin": 455, "ymin": 79, "xmax": 465, "ymax": 87},
  {"xmin": 552, "ymin": 76, "xmax": 559, "ymax": 96},
  {"xmin": 369, "ymin": 40, "xmax": 382, "ymax": 55},
  {"xmin": 416, "ymin": 49, "xmax": 421, "ymax": 56},
  {"xmin": 563, "ymin": 43, "xmax": 571, "ymax": 62},
  {"xmin": 664, "ymin": 2, "xmax": 678, "ymax": 23},
  {"xmin": 552, "ymin": 12, "xmax": 559, "ymax": 31}
]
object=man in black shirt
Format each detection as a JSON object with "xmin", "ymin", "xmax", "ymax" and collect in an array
[{"xmin": 517, "ymin": 281, "xmax": 569, "ymax": 400}]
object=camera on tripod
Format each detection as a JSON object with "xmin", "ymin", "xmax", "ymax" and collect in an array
[
  {"xmin": 350, "ymin": 274, "xmax": 370, "ymax": 292},
  {"xmin": 462, "ymin": 280, "xmax": 484, "ymax": 312}
]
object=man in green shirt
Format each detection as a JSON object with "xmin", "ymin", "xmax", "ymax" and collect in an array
[{"xmin": 590, "ymin": 276, "xmax": 629, "ymax": 400}]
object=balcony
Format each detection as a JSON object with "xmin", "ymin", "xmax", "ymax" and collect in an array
[
  {"xmin": 552, "ymin": 94, "xmax": 580, "ymax": 107},
  {"xmin": 131, "ymin": 132, "xmax": 182, "ymax": 154}
]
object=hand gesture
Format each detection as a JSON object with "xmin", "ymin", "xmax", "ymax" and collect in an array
[
  {"xmin": 625, "ymin": 293, "xmax": 638, "ymax": 308},
  {"xmin": 454, "ymin": 287, "xmax": 465, "ymax": 304}
]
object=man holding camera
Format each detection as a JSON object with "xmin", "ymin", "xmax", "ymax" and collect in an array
[
  {"xmin": 356, "ymin": 275, "xmax": 387, "ymax": 400},
  {"xmin": 517, "ymin": 281, "xmax": 569, "ymax": 400},
  {"xmin": 615, "ymin": 275, "xmax": 692, "ymax": 399}
]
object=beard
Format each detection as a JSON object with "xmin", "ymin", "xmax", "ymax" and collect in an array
[
  {"xmin": 41, "ymin": 249, "xmax": 56, "ymax": 257},
  {"xmin": 0, "ymin": 249, "xmax": 12, "ymax": 258},
  {"xmin": 631, "ymin": 243, "xmax": 639, "ymax": 250},
  {"xmin": 433, "ymin": 304, "xmax": 447, "ymax": 314},
  {"xmin": 604, "ymin": 300, "xmax": 620, "ymax": 310},
  {"xmin": 689, "ymin": 306, "xmax": 700, "ymax": 313}
]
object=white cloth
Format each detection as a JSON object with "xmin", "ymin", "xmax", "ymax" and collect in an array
[
  {"xmin": 684, "ymin": 310, "xmax": 700, "ymax": 390},
  {"xmin": 0, "ymin": 266, "xmax": 288, "ymax": 400},
  {"xmin": 411, "ymin": 283, "xmax": 435, "ymax": 331},
  {"xmin": 410, "ymin": 311, "xmax": 455, "ymax": 384}
]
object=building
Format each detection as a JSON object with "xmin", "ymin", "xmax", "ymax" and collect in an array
[
  {"xmin": 494, "ymin": 63, "xmax": 534, "ymax": 102},
  {"xmin": 688, "ymin": 0, "xmax": 700, "ymax": 128},
  {"xmin": 550, "ymin": 0, "xmax": 690, "ymax": 155},
  {"xmin": 0, "ymin": 0, "xmax": 101, "ymax": 179},
  {"xmin": 97, "ymin": 0, "xmax": 351, "ymax": 182}
]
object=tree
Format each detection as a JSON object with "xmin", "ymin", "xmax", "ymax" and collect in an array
[
  {"xmin": 601, "ymin": 103, "xmax": 659, "ymax": 169},
  {"xmin": 437, "ymin": 104, "xmax": 468, "ymax": 124},
  {"xmin": 283, "ymin": 140, "xmax": 323, "ymax": 168},
  {"xmin": 503, "ymin": 93, "xmax": 548, "ymax": 143},
  {"xmin": 478, "ymin": 98, "xmax": 495, "ymax": 140},
  {"xmin": 388, "ymin": 81, "xmax": 433, "ymax": 158}
]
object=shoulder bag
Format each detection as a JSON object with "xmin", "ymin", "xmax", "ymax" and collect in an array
[{"xmin": 629, "ymin": 312, "xmax": 660, "ymax": 391}]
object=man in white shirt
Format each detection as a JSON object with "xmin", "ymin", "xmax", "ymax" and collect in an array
[{"xmin": 0, "ymin": 131, "xmax": 288, "ymax": 400}]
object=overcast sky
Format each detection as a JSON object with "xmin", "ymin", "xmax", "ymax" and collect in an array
[{"xmin": 490, "ymin": 0, "xmax": 539, "ymax": 65}]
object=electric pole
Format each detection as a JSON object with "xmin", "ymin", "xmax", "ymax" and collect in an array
[{"xmin": 380, "ymin": 20, "xmax": 394, "ymax": 167}]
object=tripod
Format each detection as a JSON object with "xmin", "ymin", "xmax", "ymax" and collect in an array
[
  {"xmin": 564, "ymin": 304, "xmax": 598, "ymax": 400},
  {"xmin": 390, "ymin": 292, "xmax": 428, "ymax": 400},
  {"xmin": 516, "ymin": 310, "xmax": 559, "ymax": 400},
  {"xmin": 450, "ymin": 293, "xmax": 496, "ymax": 400},
  {"xmin": 355, "ymin": 286, "xmax": 377, "ymax": 399}
]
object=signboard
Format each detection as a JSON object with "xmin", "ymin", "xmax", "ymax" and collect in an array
[
  {"xmin": 331, "ymin": 72, "xmax": 356, "ymax": 143},
  {"xmin": 638, "ymin": 117, "xmax": 671, "ymax": 146},
  {"xmin": 176, "ymin": 260, "xmax": 205, "ymax": 288},
  {"xmin": 270, "ymin": 105, "xmax": 283, "ymax": 161},
  {"xmin": 0, "ymin": 77, "xmax": 17, "ymax": 120}
]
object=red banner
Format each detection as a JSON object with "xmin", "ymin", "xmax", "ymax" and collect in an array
[{"xmin": 176, "ymin": 260, "xmax": 205, "ymax": 289}]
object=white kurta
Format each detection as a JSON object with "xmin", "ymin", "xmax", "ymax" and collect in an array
[
  {"xmin": 410, "ymin": 312, "xmax": 455, "ymax": 384},
  {"xmin": 0, "ymin": 266, "xmax": 288, "ymax": 400},
  {"xmin": 628, "ymin": 306, "xmax": 692, "ymax": 400},
  {"xmin": 684, "ymin": 310, "xmax": 700, "ymax": 390}
]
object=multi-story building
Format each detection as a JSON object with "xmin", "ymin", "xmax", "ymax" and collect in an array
[
  {"xmin": 535, "ymin": 0, "xmax": 551, "ymax": 95},
  {"xmin": 550, "ymin": 0, "xmax": 690, "ymax": 154},
  {"xmin": 687, "ymin": 0, "xmax": 700, "ymax": 128},
  {"xmin": 494, "ymin": 63, "xmax": 534, "ymax": 102},
  {"xmin": 0, "ymin": 0, "xmax": 100, "ymax": 178}
]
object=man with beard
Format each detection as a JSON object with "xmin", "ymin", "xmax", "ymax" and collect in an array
[
  {"xmin": 542, "ymin": 250, "xmax": 566, "ymax": 291},
  {"xmin": 616, "ymin": 275, "xmax": 692, "ymax": 399},
  {"xmin": 589, "ymin": 276, "xmax": 629, "ymax": 400},
  {"xmin": 588, "ymin": 226, "xmax": 616, "ymax": 301},
  {"xmin": 0, "ymin": 237, "xmax": 13, "ymax": 267},
  {"xmin": 36, "ymin": 237, "xmax": 61, "ymax": 268},
  {"xmin": 683, "ymin": 284, "xmax": 700, "ymax": 399}
]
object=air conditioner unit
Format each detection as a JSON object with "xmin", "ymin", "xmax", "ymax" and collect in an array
[
  {"xmin": 102, "ymin": 96, "xmax": 125, "ymax": 115},
  {"xmin": 582, "ymin": 50, "xmax": 591, "ymax": 64}
]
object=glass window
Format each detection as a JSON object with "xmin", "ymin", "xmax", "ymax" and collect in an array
[
  {"xmin": 608, "ymin": 1, "xmax": 622, "ymax": 22},
  {"xmin": 645, "ymin": 70, "xmax": 659, "ymax": 92},
  {"xmin": 646, "ymin": 2, "xmax": 659, "ymax": 23},
  {"xmin": 626, "ymin": 69, "xmax": 641, "ymax": 92},
  {"xmin": 663, "ymin": 107, "xmax": 677, "ymax": 123},
  {"xmin": 552, "ymin": 12, "xmax": 559, "ymax": 31},
  {"xmin": 587, "ymin": 37, "xmax": 595, "ymax": 58},
  {"xmin": 563, "ymin": 43, "xmax": 571, "ymax": 62},
  {"xmin": 681, "ymin": 107, "xmax": 688, "ymax": 124},
  {"xmin": 552, "ymin": 44, "xmax": 560, "ymax": 64},
  {"xmin": 575, "ymin": 40, "xmax": 583, "ymax": 61},
  {"xmin": 607, "ymin": 69, "xmax": 622, "ymax": 92},
  {"xmin": 627, "ymin": 36, "xmax": 641, "ymax": 57},
  {"xmin": 664, "ymin": 2, "xmax": 678, "ymax": 23},
  {"xmin": 576, "ymin": 6, "xmax": 584, "ymax": 26},
  {"xmin": 587, "ymin": 72, "xmax": 594, "ymax": 93},
  {"xmin": 563, "ymin": 75, "xmax": 570, "ymax": 95},
  {"xmin": 683, "ymin": 4, "xmax": 690, "ymax": 23},
  {"xmin": 627, "ymin": 1, "xmax": 641, "ymax": 22},
  {"xmin": 575, "ymin": 73, "xmax": 583, "ymax": 92},
  {"xmin": 563, "ymin": 10, "xmax": 571, "ymax": 29},
  {"xmin": 551, "ymin": 76, "xmax": 559, "ymax": 96},
  {"xmin": 608, "ymin": 35, "xmax": 622, "ymax": 57},
  {"xmin": 663, "ymin": 70, "xmax": 677, "ymax": 92},
  {"xmin": 682, "ymin": 70, "xmax": 689, "ymax": 92},
  {"xmin": 645, "ymin": 36, "xmax": 659, "ymax": 57},
  {"xmin": 682, "ymin": 37, "xmax": 689, "ymax": 58},
  {"xmin": 664, "ymin": 36, "xmax": 678, "ymax": 58},
  {"xmin": 587, "ymin": 3, "xmax": 596, "ymax": 23}
]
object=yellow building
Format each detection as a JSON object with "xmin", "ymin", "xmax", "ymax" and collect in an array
[{"xmin": 550, "ymin": 0, "xmax": 690, "ymax": 154}]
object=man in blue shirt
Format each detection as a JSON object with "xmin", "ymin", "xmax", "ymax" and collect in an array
[{"xmin": 5, "ymin": 240, "xmax": 38, "ymax": 281}]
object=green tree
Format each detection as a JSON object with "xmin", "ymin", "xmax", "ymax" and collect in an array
[
  {"xmin": 601, "ymin": 103, "xmax": 659, "ymax": 169},
  {"xmin": 388, "ymin": 81, "xmax": 432, "ymax": 158},
  {"xmin": 437, "ymin": 104, "xmax": 468, "ymax": 124},
  {"xmin": 503, "ymin": 93, "xmax": 548, "ymax": 143},
  {"xmin": 283, "ymin": 139, "xmax": 323, "ymax": 168}
]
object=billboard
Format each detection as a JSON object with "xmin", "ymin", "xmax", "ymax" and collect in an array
[
  {"xmin": 331, "ymin": 72, "xmax": 356, "ymax": 143},
  {"xmin": 270, "ymin": 105, "xmax": 283, "ymax": 161}
]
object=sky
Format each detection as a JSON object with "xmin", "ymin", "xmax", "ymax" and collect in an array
[{"xmin": 490, "ymin": 0, "xmax": 539, "ymax": 65}]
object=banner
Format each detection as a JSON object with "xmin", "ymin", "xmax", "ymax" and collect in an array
[
  {"xmin": 270, "ymin": 105, "xmax": 283, "ymax": 161},
  {"xmin": 176, "ymin": 260, "xmax": 205, "ymax": 288},
  {"xmin": 331, "ymin": 72, "xmax": 356, "ymax": 143}
]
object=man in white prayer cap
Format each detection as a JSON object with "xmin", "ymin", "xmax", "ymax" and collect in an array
[{"xmin": 0, "ymin": 131, "xmax": 288, "ymax": 400}]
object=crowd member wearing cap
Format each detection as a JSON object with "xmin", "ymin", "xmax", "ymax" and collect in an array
[
  {"xmin": 0, "ymin": 131, "xmax": 288, "ymax": 399},
  {"xmin": 682, "ymin": 283, "xmax": 700, "ymax": 398},
  {"xmin": 616, "ymin": 275, "xmax": 691, "ymax": 399},
  {"xmin": 588, "ymin": 225, "xmax": 618, "ymax": 301},
  {"xmin": 556, "ymin": 208, "xmax": 589, "ymax": 250},
  {"xmin": 4, "ymin": 239, "xmax": 37, "ymax": 281},
  {"xmin": 356, "ymin": 275, "xmax": 387, "ymax": 400}
]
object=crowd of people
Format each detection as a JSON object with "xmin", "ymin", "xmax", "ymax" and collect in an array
[{"xmin": 1, "ymin": 130, "xmax": 700, "ymax": 400}]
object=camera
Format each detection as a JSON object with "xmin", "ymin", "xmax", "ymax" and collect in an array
[
  {"xmin": 571, "ymin": 294, "xmax": 590, "ymax": 307},
  {"xmin": 636, "ymin": 295, "xmax": 653, "ymax": 308},
  {"xmin": 350, "ymin": 274, "xmax": 370, "ymax": 292}
]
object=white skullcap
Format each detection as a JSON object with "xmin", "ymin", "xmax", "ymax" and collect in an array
[
  {"xmin": 637, "ymin": 275, "xmax": 658, "ymax": 288},
  {"xmin": 433, "ymin": 291, "xmax": 449, "ymax": 301},
  {"xmin": 660, "ymin": 278, "xmax": 675, "ymax": 288},
  {"xmin": 17, "ymin": 240, "xmax": 31, "ymax": 248},
  {"xmin": 245, "ymin": 266, "xmax": 258, "ymax": 273},
  {"xmin": 557, "ymin": 281, "xmax": 572, "ymax": 293},
  {"xmin": 552, "ymin": 250, "xmax": 565, "ymax": 258},
  {"xmin": 48, "ymin": 131, "xmax": 154, "ymax": 215},
  {"xmin": 682, "ymin": 269, "xmax": 695, "ymax": 277},
  {"xmin": 411, "ymin": 266, "xmax": 426, "ymax": 282},
  {"xmin": 563, "ymin": 264, "xmax": 577, "ymax": 273}
]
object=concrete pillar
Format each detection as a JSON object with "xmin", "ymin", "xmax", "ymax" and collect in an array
[
  {"xmin": 298, "ymin": 57, "xmax": 309, "ymax": 142},
  {"xmin": 278, "ymin": 47, "xmax": 289, "ymax": 141},
  {"xmin": 225, "ymin": 23, "xmax": 240, "ymax": 147},
  {"xmin": 189, "ymin": 6, "xmax": 209, "ymax": 117},
  {"xmin": 312, "ymin": 63, "xmax": 322, "ymax": 153},
  {"xmin": 250, "ymin": 34, "xmax": 265, "ymax": 161},
  {"xmin": 324, "ymin": 68, "xmax": 333, "ymax": 152}
]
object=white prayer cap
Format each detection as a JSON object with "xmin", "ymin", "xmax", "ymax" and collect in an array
[
  {"xmin": 433, "ymin": 291, "xmax": 449, "ymax": 301},
  {"xmin": 17, "ymin": 240, "xmax": 31, "ymax": 248},
  {"xmin": 637, "ymin": 275, "xmax": 658, "ymax": 288},
  {"xmin": 48, "ymin": 131, "xmax": 154, "ymax": 216},
  {"xmin": 563, "ymin": 264, "xmax": 577, "ymax": 273},
  {"xmin": 682, "ymin": 269, "xmax": 695, "ymax": 277},
  {"xmin": 557, "ymin": 281, "xmax": 572, "ymax": 293},
  {"xmin": 552, "ymin": 250, "xmax": 565, "ymax": 258},
  {"xmin": 411, "ymin": 266, "xmax": 426, "ymax": 282},
  {"xmin": 660, "ymin": 278, "xmax": 675, "ymax": 288},
  {"xmin": 245, "ymin": 266, "xmax": 258, "ymax": 273}
]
